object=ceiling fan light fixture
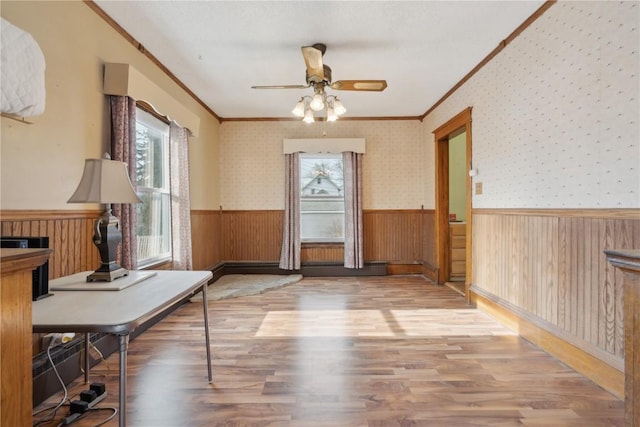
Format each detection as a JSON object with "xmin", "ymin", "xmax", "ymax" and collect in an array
[
  {"xmin": 252, "ymin": 43, "xmax": 385, "ymax": 122},
  {"xmin": 326, "ymin": 106, "xmax": 338, "ymax": 122},
  {"xmin": 292, "ymin": 98, "xmax": 306, "ymax": 117},
  {"xmin": 333, "ymin": 98, "xmax": 346, "ymax": 116},
  {"xmin": 303, "ymin": 107, "xmax": 315, "ymax": 124},
  {"xmin": 310, "ymin": 93, "xmax": 325, "ymax": 111}
]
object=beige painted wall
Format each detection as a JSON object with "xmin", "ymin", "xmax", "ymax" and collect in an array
[
  {"xmin": 0, "ymin": 1, "xmax": 220, "ymax": 211},
  {"xmin": 219, "ymin": 120, "xmax": 427, "ymax": 210}
]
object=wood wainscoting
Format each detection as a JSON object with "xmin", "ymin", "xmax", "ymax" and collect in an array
[
  {"xmin": 0, "ymin": 208, "xmax": 437, "ymax": 276},
  {"xmin": 0, "ymin": 210, "xmax": 202, "ymax": 275},
  {"xmin": 0, "ymin": 210, "xmax": 101, "ymax": 280},
  {"xmin": 363, "ymin": 210, "xmax": 423, "ymax": 262},
  {"xmin": 364, "ymin": 209, "xmax": 435, "ymax": 276},
  {"xmin": 1, "ymin": 210, "xmax": 101, "ymax": 355},
  {"xmin": 217, "ymin": 209, "xmax": 436, "ymax": 275},
  {"xmin": 471, "ymin": 208, "xmax": 640, "ymax": 398},
  {"xmin": 301, "ymin": 243, "xmax": 343, "ymax": 263},
  {"xmin": 220, "ymin": 210, "xmax": 284, "ymax": 261},
  {"xmin": 190, "ymin": 210, "xmax": 221, "ymax": 270}
]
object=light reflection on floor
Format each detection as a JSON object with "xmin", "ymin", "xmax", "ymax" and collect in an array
[
  {"xmin": 292, "ymin": 295, "xmax": 350, "ymax": 405},
  {"xmin": 256, "ymin": 308, "xmax": 517, "ymax": 337}
]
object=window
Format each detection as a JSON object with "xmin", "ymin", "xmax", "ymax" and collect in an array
[
  {"xmin": 300, "ymin": 153, "xmax": 344, "ymax": 243},
  {"xmin": 135, "ymin": 108, "xmax": 171, "ymax": 266}
]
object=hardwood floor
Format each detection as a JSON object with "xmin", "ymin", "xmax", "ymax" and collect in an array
[{"xmin": 33, "ymin": 275, "xmax": 624, "ymax": 426}]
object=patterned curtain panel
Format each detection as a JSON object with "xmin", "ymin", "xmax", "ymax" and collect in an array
[
  {"xmin": 169, "ymin": 122, "xmax": 193, "ymax": 270},
  {"xmin": 109, "ymin": 95, "xmax": 138, "ymax": 270},
  {"xmin": 279, "ymin": 153, "xmax": 301, "ymax": 270},
  {"xmin": 343, "ymin": 152, "xmax": 364, "ymax": 269}
]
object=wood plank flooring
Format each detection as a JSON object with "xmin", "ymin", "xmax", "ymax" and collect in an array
[{"xmin": 33, "ymin": 275, "xmax": 624, "ymax": 426}]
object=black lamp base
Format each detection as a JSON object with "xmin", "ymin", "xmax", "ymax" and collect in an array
[
  {"xmin": 88, "ymin": 208, "xmax": 129, "ymax": 282},
  {"xmin": 86, "ymin": 266, "xmax": 129, "ymax": 282}
]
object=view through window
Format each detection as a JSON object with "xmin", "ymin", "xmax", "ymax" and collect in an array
[
  {"xmin": 300, "ymin": 153, "xmax": 344, "ymax": 242},
  {"xmin": 135, "ymin": 108, "xmax": 171, "ymax": 266}
]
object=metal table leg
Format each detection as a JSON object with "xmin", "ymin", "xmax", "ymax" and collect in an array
[
  {"xmin": 202, "ymin": 282, "xmax": 213, "ymax": 383},
  {"xmin": 118, "ymin": 334, "xmax": 129, "ymax": 427},
  {"xmin": 84, "ymin": 333, "xmax": 90, "ymax": 384}
]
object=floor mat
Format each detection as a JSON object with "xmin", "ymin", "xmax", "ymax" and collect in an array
[{"xmin": 190, "ymin": 274, "xmax": 303, "ymax": 301}]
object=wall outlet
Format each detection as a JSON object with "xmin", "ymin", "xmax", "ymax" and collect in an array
[{"xmin": 475, "ymin": 182, "xmax": 483, "ymax": 195}]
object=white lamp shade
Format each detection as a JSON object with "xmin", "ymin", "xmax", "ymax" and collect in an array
[
  {"xmin": 310, "ymin": 93, "xmax": 324, "ymax": 111},
  {"xmin": 326, "ymin": 106, "xmax": 337, "ymax": 122},
  {"xmin": 333, "ymin": 99, "xmax": 346, "ymax": 116},
  {"xmin": 291, "ymin": 99, "xmax": 306, "ymax": 117},
  {"xmin": 68, "ymin": 158, "xmax": 142, "ymax": 204},
  {"xmin": 303, "ymin": 107, "xmax": 315, "ymax": 123}
]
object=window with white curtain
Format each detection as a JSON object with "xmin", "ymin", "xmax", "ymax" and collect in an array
[
  {"xmin": 135, "ymin": 108, "xmax": 172, "ymax": 266},
  {"xmin": 300, "ymin": 153, "xmax": 345, "ymax": 243}
]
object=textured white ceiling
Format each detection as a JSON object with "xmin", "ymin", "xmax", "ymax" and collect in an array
[{"xmin": 94, "ymin": 1, "xmax": 546, "ymax": 119}]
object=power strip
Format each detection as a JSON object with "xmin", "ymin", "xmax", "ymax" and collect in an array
[
  {"xmin": 61, "ymin": 383, "xmax": 107, "ymax": 425},
  {"xmin": 87, "ymin": 390, "xmax": 107, "ymax": 408}
]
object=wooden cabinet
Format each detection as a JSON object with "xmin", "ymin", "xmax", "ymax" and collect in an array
[
  {"xmin": 449, "ymin": 222, "xmax": 466, "ymax": 280},
  {"xmin": 1, "ymin": 248, "xmax": 51, "ymax": 427}
]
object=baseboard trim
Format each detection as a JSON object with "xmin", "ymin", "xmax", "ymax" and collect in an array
[
  {"xmin": 470, "ymin": 286, "xmax": 624, "ymax": 399},
  {"xmin": 386, "ymin": 263, "xmax": 423, "ymax": 275},
  {"xmin": 301, "ymin": 261, "xmax": 387, "ymax": 276},
  {"xmin": 421, "ymin": 262, "xmax": 438, "ymax": 282},
  {"xmin": 209, "ymin": 261, "xmax": 225, "ymax": 282},
  {"xmin": 222, "ymin": 260, "xmax": 388, "ymax": 277}
]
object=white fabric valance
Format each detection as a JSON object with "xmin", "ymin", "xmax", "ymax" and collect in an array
[
  {"xmin": 283, "ymin": 138, "xmax": 365, "ymax": 154},
  {"xmin": 103, "ymin": 63, "xmax": 200, "ymax": 136}
]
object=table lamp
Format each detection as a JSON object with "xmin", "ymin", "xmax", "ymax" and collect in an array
[{"xmin": 68, "ymin": 154, "xmax": 141, "ymax": 282}]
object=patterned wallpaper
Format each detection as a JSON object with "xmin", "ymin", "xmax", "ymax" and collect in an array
[
  {"xmin": 423, "ymin": 1, "xmax": 639, "ymax": 209},
  {"xmin": 220, "ymin": 120, "xmax": 425, "ymax": 210},
  {"xmin": 220, "ymin": 2, "xmax": 638, "ymax": 211}
]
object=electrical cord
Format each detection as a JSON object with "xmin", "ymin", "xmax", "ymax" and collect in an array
[
  {"xmin": 80, "ymin": 340, "xmax": 111, "ymax": 377},
  {"xmin": 88, "ymin": 407, "xmax": 118, "ymax": 426},
  {"xmin": 32, "ymin": 404, "xmax": 67, "ymax": 424},
  {"xmin": 89, "ymin": 340, "xmax": 111, "ymax": 375},
  {"xmin": 56, "ymin": 406, "xmax": 117, "ymax": 427},
  {"xmin": 34, "ymin": 338, "xmax": 115, "ymax": 427},
  {"xmin": 33, "ymin": 404, "xmax": 69, "ymax": 427},
  {"xmin": 32, "ymin": 342, "xmax": 70, "ymax": 426}
]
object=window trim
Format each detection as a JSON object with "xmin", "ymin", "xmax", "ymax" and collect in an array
[
  {"xmin": 135, "ymin": 106, "xmax": 172, "ymax": 267},
  {"xmin": 283, "ymin": 138, "xmax": 365, "ymax": 154},
  {"xmin": 299, "ymin": 153, "xmax": 345, "ymax": 244}
]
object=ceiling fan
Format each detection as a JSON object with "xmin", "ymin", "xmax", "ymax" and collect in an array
[{"xmin": 251, "ymin": 43, "xmax": 387, "ymax": 122}]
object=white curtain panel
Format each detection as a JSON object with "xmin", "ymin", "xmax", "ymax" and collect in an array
[{"xmin": 169, "ymin": 122, "xmax": 193, "ymax": 270}]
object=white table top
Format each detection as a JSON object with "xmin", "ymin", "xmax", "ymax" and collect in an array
[{"xmin": 33, "ymin": 270, "xmax": 212, "ymax": 334}]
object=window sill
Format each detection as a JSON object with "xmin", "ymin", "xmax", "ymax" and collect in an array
[
  {"xmin": 139, "ymin": 258, "xmax": 173, "ymax": 270},
  {"xmin": 301, "ymin": 242, "xmax": 344, "ymax": 248}
]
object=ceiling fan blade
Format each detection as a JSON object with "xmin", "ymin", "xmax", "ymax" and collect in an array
[
  {"xmin": 251, "ymin": 84, "xmax": 309, "ymax": 89},
  {"xmin": 330, "ymin": 80, "xmax": 388, "ymax": 92},
  {"xmin": 301, "ymin": 45, "xmax": 325, "ymax": 82}
]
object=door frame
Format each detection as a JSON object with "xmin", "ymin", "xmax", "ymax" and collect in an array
[{"xmin": 433, "ymin": 107, "xmax": 472, "ymax": 301}]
